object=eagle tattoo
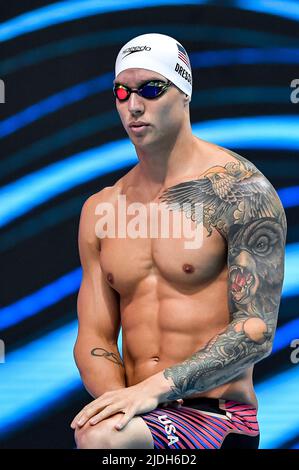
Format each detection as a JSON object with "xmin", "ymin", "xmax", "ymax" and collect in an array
[{"xmin": 158, "ymin": 150, "xmax": 285, "ymax": 238}]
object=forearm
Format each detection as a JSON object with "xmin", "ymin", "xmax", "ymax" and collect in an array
[
  {"xmin": 162, "ymin": 318, "xmax": 271, "ymax": 401},
  {"xmin": 74, "ymin": 338, "xmax": 126, "ymax": 398}
]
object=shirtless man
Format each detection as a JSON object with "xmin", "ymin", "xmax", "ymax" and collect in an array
[{"xmin": 70, "ymin": 33, "xmax": 286, "ymax": 449}]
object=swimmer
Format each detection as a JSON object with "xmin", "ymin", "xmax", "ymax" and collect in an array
[{"xmin": 71, "ymin": 33, "xmax": 286, "ymax": 449}]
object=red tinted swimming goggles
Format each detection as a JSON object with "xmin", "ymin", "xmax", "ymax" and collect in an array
[{"xmin": 113, "ymin": 80, "xmax": 173, "ymax": 102}]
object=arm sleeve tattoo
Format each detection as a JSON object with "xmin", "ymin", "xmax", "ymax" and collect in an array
[{"xmin": 159, "ymin": 149, "xmax": 287, "ymax": 400}]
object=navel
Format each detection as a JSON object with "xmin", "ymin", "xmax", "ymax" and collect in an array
[
  {"xmin": 182, "ymin": 263, "xmax": 195, "ymax": 274},
  {"xmin": 107, "ymin": 272, "xmax": 114, "ymax": 284},
  {"xmin": 151, "ymin": 356, "xmax": 160, "ymax": 362}
]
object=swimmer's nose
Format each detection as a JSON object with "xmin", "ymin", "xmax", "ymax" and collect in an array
[{"xmin": 128, "ymin": 92, "xmax": 145, "ymax": 114}]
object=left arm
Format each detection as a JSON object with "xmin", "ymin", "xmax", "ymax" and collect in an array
[{"xmin": 155, "ymin": 168, "xmax": 287, "ymax": 401}]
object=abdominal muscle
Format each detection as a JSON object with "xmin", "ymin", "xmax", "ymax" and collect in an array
[{"xmin": 121, "ymin": 296, "xmax": 258, "ymax": 409}]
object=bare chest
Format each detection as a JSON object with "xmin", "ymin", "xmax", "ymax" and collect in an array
[{"xmin": 98, "ymin": 204, "xmax": 227, "ymax": 295}]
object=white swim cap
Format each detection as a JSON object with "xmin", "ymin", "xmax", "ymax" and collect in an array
[{"xmin": 115, "ymin": 33, "xmax": 192, "ymax": 102}]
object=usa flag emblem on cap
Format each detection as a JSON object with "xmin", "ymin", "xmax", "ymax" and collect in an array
[{"xmin": 176, "ymin": 43, "xmax": 191, "ymax": 70}]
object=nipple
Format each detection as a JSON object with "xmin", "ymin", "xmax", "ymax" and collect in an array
[
  {"xmin": 107, "ymin": 272, "xmax": 114, "ymax": 284},
  {"xmin": 182, "ymin": 264, "xmax": 194, "ymax": 274}
]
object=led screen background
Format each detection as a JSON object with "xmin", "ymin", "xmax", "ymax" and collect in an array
[{"xmin": 0, "ymin": 0, "xmax": 298, "ymax": 449}]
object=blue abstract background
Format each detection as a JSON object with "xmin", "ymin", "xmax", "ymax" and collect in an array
[{"xmin": 0, "ymin": 0, "xmax": 298, "ymax": 449}]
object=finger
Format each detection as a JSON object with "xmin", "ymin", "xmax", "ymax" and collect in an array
[
  {"xmin": 175, "ymin": 399, "xmax": 184, "ymax": 408},
  {"xmin": 71, "ymin": 409, "xmax": 89, "ymax": 428},
  {"xmin": 70, "ymin": 416, "xmax": 80, "ymax": 429},
  {"xmin": 71, "ymin": 394, "xmax": 116, "ymax": 428},
  {"xmin": 73, "ymin": 402, "xmax": 107, "ymax": 428},
  {"xmin": 115, "ymin": 409, "xmax": 134, "ymax": 431},
  {"xmin": 89, "ymin": 405, "xmax": 123, "ymax": 426},
  {"xmin": 70, "ymin": 406, "xmax": 89, "ymax": 428}
]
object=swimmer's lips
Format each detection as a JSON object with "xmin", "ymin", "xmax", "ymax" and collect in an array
[
  {"xmin": 129, "ymin": 121, "xmax": 149, "ymax": 127},
  {"xmin": 129, "ymin": 122, "xmax": 150, "ymax": 133},
  {"xmin": 229, "ymin": 265, "xmax": 255, "ymax": 303}
]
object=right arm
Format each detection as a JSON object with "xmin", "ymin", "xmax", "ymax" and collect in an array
[{"xmin": 74, "ymin": 192, "xmax": 126, "ymax": 398}]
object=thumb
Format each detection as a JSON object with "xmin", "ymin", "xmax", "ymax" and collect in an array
[{"xmin": 173, "ymin": 399, "xmax": 184, "ymax": 408}]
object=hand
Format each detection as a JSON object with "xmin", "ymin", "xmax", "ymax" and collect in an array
[{"xmin": 70, "ymin": 383, "xmax": 160, "ymax": 431}]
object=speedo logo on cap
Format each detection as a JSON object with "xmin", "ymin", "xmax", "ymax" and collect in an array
[
  {"xmin": 122, "ymin": 45, "xmax": 151, "ymax": 59},
  {"xmin": 175, "ymin": 63, "xmax": 192, "ymax": 85}
]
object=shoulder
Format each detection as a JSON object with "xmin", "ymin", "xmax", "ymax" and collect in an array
[
  {"xmin": 217, "ymin": 146, "xmax": 286, "ymax": 214},
  {"xmin": 209, "ymin": 145, "xmax": 276, "ymax": 192},
  {"xmin": 78, "ymin": 178, "xmax": 125, "ymax": 241},
  {"xmin": 159, "ymin": 144, "xmax": 286, "ymax": 240},
  {"xmin": 80, "ymin": 187, "xmax": 117, "ymax": 221},
  {"xmin": 78, "ymin": 165, "xmax": 140, "ymax": 243},
  {"xmin": 215, "ymin": 147, "xmax": 287, "ymax": 243},
  {"xmin": 80, "ymin": 165, "xmax": 138, "ymax": 216}
]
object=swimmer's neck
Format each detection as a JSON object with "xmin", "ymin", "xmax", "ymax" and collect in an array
[{"xmin": 134, "ymin": 129, "xmax": 197, "ymax": 191}]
